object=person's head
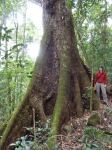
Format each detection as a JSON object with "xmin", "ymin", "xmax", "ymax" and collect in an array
[{"xmin": 99, "ymin": 66, "xmax": 104, "ymax": 72}]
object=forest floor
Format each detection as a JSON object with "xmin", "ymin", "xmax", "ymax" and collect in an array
[
  {"xmin": 58, "ymin": 99, "xmax": 112, "ymax": 150},
  {"xmin": 4, "ymin": 99, "xmax": 112, "ymax": 150}
]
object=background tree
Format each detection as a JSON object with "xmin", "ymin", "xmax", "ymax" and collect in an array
[
  {"xmin": 73, "ymin": 0, "xmax": 112, "ymax": 75},
  {"xmin": 0, "ymin": 0, "xmax": 38, "ymax": 124}
]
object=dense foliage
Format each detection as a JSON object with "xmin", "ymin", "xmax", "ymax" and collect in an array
[
  {"xmin": 0, "ymin": 0, "xmax": 40, "ymax": 124},
  {"xmin": 73, "ymin": 0, "xmax": 112, "ymax": 80}
]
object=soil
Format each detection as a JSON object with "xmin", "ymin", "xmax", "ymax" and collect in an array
[{"xmin": 58, "ymin": 98, "xmax": 112, "ymax": 150}]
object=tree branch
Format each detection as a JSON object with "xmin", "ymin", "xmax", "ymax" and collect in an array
[{"xmin": 29, "ymin": 0, "xmax": 42, "ymax": 6}]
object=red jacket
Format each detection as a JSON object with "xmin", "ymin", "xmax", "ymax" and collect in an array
[{"xmin": 95, "ymin": 71, "xmax": 108, "ymax": 84}]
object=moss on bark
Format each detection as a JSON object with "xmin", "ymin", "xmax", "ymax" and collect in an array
[
  {"xmin": 0, "ymin": 81, "xmax": 33, "ymax": 150},
  {"xmin": 48, "ymin": 44, "xmax": 71, "ymax": 148}
]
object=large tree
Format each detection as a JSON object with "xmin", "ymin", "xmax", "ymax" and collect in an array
[{"xmin": 0, "ymin": 0, "xmax": 99, "ymax": 149}]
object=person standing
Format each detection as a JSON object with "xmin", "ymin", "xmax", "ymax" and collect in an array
[{"xmin": 95, "ymin": 66, "xmax": 108, "ymax": 105}]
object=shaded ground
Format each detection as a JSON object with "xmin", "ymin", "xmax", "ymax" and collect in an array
[
  {"xmin": 2, "ymin": 98, "xmax": 112, "ymax": 150},
  {"xmin": 58, "ymin": 98, "xmax": 112, "ymax": 150}
]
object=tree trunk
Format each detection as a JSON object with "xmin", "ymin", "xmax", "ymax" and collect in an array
[{"xmin": 0, "ymin": 0, "xmax": 99, "ymax": 149}]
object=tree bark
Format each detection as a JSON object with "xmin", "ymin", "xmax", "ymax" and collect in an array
[{"xmin": 0, "ymin": 0, "xmax": 99, "ymax": 149}]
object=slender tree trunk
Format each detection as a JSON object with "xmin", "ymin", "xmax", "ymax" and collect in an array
[
  {"xmin": 102, "ymin": 0, "xmax": 108, "ymax": 69},
  {"xmin": 0, "ymin": 0, "xmax": 99, "ymax": 149},
  {"xmin": 14, "ymin": 23, "xmax": 19, "ymax": 109}
]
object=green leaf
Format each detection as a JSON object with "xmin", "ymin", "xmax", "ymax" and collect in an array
[{"xmin": 66, "ymin": 0, "xmax": 73, "ymax": 9}]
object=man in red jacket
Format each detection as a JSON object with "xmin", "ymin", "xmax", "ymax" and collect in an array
[{"xmin": 95, "ymin": 66, "xmax": 108, "ymax": 105}]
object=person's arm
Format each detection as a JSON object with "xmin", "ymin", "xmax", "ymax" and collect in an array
[
  {"xmin": 94, "ymin": 72, "xmax": 98, "ymax": 85},
  {"xmin": 104, "ymin": 72, "xmax": 108, "ymax": 85}
]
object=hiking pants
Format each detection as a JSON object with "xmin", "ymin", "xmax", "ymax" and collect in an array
[{"xmin": 96, "ymin": 82, "xmax": 108, "ymax": 102}]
